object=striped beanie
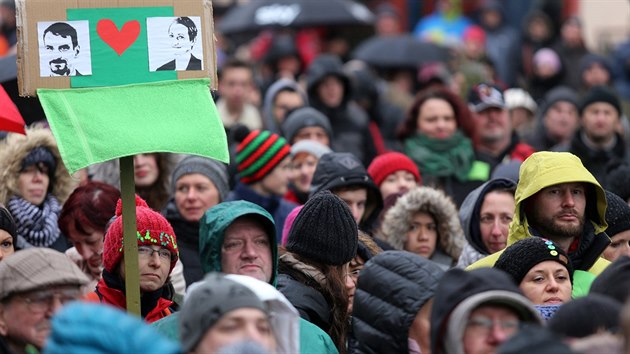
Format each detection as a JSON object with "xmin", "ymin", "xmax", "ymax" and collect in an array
[{"xmin": 236, "ymin": 130, "xmax": 291, "ymax": 184}]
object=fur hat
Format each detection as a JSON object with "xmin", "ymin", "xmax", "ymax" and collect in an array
[
  {"xmin": 495, "ymin": 237, "xmax": 573, "ymax": 284},
  {"xmin": 171, "ymin": 155, "xmax": 229, "ymax": 201},
  {"xmin": 236, "ymin": 130, "xmax": 291, "ymax": 184},
  {"xmin": 367, "ymin": 152, "xmax": 421, "ymax": 187},
  {"xmin": 286, "ymin": 190, "xmax": 358, "ymax": 265},
  {"xmin": 102, "ymin": 195, "xmax": 179, "ymax": 273}
]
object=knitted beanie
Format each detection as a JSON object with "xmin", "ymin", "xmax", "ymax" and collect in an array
[
  {"xmin": 579, "ymin": 85, "xmax": 621, "ymax": 116},
  {"xmin": 0, "ymin": 205, "xmax": 16, "ymax": 243},
  {"xmin": 603, "ymin": 190, "xmax": 630, "ymax": 237},
  {"xmin": 286, "ymin": 190, "xmax": 358, "ymax": 265},
  {"xmin": 180, "ymin": 273, "xmax": 265, "ymax": 353},
  {"xmin": 547, "ymin": 294, "xmax": 623, "ymax": 338},
  {"xmin": 21, "ymin": 145, "xmax": 56, "ymax": 182},
  {"xmin": 102, "ymin": 195, "xmax": 179, "ymax": 273},
  {"xmin": 170, "ymin": 155, "xmax": 229, "ymax": 201},
  {"xmin": 367, "ymin": 152, "xmax": 421, "ymax": 187},
  {"xmin": 495, "ymin": 237, "xmax": 573, "ymax": 284},
  {"xmin": 236, "ymin": 130, "xmax": 291, "ymax": 184},
  {"xmin": 281, "ymin": 107, "xmax": 333, "ymax": 143},
  {"xmin": 290, "ymin": 140, "xmax": 332, "ymax": 159}
]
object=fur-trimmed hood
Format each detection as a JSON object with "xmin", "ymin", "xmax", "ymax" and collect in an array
[
  {"xmin": 378, "ymin": 187, "xmax": 464, "ymax": 264},
  {"xmin": 0, "ymin": 125, "xmax": 76, "ymax": 205}
]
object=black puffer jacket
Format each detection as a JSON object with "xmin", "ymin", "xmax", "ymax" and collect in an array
[
  {"xmin": 276, "ymin": 274, "xmax": 331, "ymax": 332},
  {"xmin": 352, "ymin": 251, "xmax": 444, "ymax": 354}
]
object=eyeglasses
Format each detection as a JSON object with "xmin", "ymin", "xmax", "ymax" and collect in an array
[
  {"xmin": 345, "ymin": 268, "xmax": 361, "ymax": 282},
  {"xmin": 22, "ymin": 287, "xmax": 81, "ymax": 313},
  {"xmin": 466, "ymin": 316, "xmax": 520, "ymax": 336},
  {"xmin": 137, "ymin": 246, "xmax": 172, "ymax": 262}
]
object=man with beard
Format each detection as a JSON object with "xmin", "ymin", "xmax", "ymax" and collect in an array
[
  {"xmin": 469, "ymin": 151, "xmax": 611, "ymax": 297},
  {"xmin": 42, "ymin": 22, "xmax": 82, "ymax": 76},
  {"xmin": 561, "ymin": 86, "xmax": 628, "ymax": 189}
]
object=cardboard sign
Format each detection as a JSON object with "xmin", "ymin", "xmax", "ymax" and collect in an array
[{"xmin": 15, "ymin": 0, "xmax": 217, "ymax": 96}]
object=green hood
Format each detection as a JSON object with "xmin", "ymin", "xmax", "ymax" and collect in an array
[
  {"xmin": 199, "ymin": 201, "xmax": 278, "ymax": 286},
  {"xmin": 509, "ymin": 151, "xmax": 608, "ymax": 245}
]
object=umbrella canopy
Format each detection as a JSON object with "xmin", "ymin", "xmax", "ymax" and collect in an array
[
  {"xmin": 352, "ymin": 35, "xmax": 451, "ymax": 69},
  {"xmin": 0, "ymin": 85, "xmax": 25, "ymax": 135},
  {"xmin": 218, "ymin": 0, "xmax": 374, "ymax": 35}
]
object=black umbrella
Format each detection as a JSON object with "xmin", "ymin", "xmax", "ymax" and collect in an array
[
  {"xmin": 218, "ymin": 0, "xmax": 374, "ymax": 35},
  {"xmin": 352, "ymin": 35, "xmax": 451, "ymax": 68}
]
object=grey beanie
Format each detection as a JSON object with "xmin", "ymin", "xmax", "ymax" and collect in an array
[
  {"xmin": 540, "ymin": 86, "xmax": 578, "ymax": 117},
  {"xmin": 281, "ymin": 107, "xmax": 333, "ymax": 143},
  {"xmin": 290, "ymin": 140, "xmax": 332, "ymax": 159},
  {"xmin": 180, "ymin": 273, "xmax": 266, "ymax": 353},
  {"xmin": 171, "ymin": 155, "xmax": 229, "ymax": 201}
]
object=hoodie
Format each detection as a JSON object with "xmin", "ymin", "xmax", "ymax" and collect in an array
[
  {"xmin": 457, "ymin": 178, "xmax": 517, "ymax": 268},
  {"xmin": 468, "ymin": 152, "xmax": 611, "ymax": 285},
  {"xmin": 378, "ymin": 187, "xmax": 464, "ymax": 269},
  {"xmin": 261, "ymin": 78, "xmax": 308, "ymax": 135}
]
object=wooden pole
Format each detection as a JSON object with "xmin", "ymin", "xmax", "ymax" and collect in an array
[{"xmin": 120, "ymin": 156, "xmax": 141, "ymax": 316}]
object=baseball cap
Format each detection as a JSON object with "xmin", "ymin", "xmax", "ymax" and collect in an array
[{"xmin": 468, "ymin": 83, "xmax": 505, "ymax": 112}]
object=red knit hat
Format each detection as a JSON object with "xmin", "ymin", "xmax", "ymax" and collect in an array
[
  {"xmin": 236, "ymin": 130, "xmax": 291, "ymax": 184},
  {"xmin": 367, "ymin": 152, "xmax": 421, "ymax": 187},
  {"xmin": 102, "ymin": 195, "xmax": 179, "ymax": 273}
]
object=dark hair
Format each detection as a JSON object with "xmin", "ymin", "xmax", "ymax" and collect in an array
[
  {"xmin": 43, "ymin": 22, "xmax": 79, "ymax": 48},
  {"xmin": 172, "ymin": 16, "xmax": 198, "ymax": 42},
  {"xmin": 397, "ymin": 87, "xmax": 475, "ymax": 141},
  {"xmin": 136, "ymin": 153, "xmax": 172, "ymax": 211},
  {"xmin": 218, "ymin": 59, "xmax": 253, "ymax": 82},
  {"xmin": 58, "ymin": 181, "xmax": 120, "ymax": 239}
]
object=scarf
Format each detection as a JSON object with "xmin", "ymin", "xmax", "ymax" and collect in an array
[
  {"xmin": 404, "ymin": 130, "xmax": 474, "ymax": 182},
  {"xmin": 7, "ymin": 194, "xmax": 61, "ymax": 248}
]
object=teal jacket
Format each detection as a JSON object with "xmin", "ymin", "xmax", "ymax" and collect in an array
[{"xmin": 152, "ymin": 201, "xmax": 338, "ymax": 354}]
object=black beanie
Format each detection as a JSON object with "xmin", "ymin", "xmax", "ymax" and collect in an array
[
  {"xmin": 547, "ymin": 294, "xmax": 622, "ymax": 338},
  {"xmin": 590, "ymin": 255, "xmax": 630, "ymax": 304},
  {"xmin": 0, "ymin": 206, "xmax": 16, "ymax": 243},
  {"xmin": 579, "ymin": 85, "xmax": 621, "ymax": 116},
  {"xmin": 495, "ymin": 237, "xmax": 573, "ymax": 285},
  {"xmin": 604, "ymin": 190, "xmax": 630, "ymax": 237},
  {"xmin": 287, "ymin": 190, "xmax": 358, "ymax": 265}
]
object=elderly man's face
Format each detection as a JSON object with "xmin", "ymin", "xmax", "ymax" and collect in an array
[
  {"xmin": 221, "ymin": 217, "xmax": 273, "ymax": 283},
  {"xmin": 463, "ymin": 305, "xmax": 520, "ymax": 354},
  {"xmin": 43, "ymin": 32, "xmax": 79, "ymax": 76},
  {"xmin": 0, "ymin": 285, "xmax": 81, "ymax": 351}
]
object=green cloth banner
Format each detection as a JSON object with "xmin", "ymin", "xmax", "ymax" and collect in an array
[{"xmin": 38, "ymin": 78, "xmax": 228, "ymax": 174}]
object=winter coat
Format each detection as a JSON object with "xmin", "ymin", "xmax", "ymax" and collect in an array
[
  {"xmin": 457, "ymin": 178, "xmax": 517, "ymax": 268},
  {"xmin": 0, "ymin": 125, "xmax": 75, "ymax": 206},
  {"xmin": 352, "ymin": 251, "xmax": 444, "ymax": 354},
  {"xmin": 162, "ymin": 200, "xmax": 203, "ymax": 286},
  {"xmin": 152, "ymin": 201, "xmax": 338, "ymax": 354},
  {"xmin": 378, "ymin": 187, "xmax": 464, "ymax": 269},
  {"xmin": 305, "ymin": 54, "xmax": 376, "ymax": 165},
  {"xmin": 227, "ymin": 182, "xmax": 299, "ymax": 242},
  {"xmin": 468, "ymin": 152, "xmax": 611, "ymax": 294},
  {"xmin": 261, "ymin": 78, "xmax": 309, "ymax": 135},
  {"xmin": 478, "ymin": 0, "xmax": 520, "ymax": 86}
]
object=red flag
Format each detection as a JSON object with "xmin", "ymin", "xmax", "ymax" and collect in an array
[{"xmin": 0, "ymin": 85, "xmax": 26, "ymax": 135}]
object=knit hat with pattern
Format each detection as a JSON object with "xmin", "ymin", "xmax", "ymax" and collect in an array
[
  {"xmin": 603, "ymin": 190, "xmax": 630, "ymax": 237},
  {"xmin": 367, "ymin": 152, "xmax": 421, "ymax": 187},
  {"xmin": 495, "ymin": 237, "xmax": 573, "ymax": 284},
  {"xmin": 102, "ymin": 195, "xmax": 179, "ymax": 273},
  {"xmin": 236, "ymin": 130, "xmax": 291, "ymax": 184},
  {"xmin": 286, "ymin": 190, "xmax": 358, "ymax": 265}
]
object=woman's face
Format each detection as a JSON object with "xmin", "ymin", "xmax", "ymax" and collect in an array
[
  {"xmin": 66, "ymin": 223, "xmax": 104, "ymax": 273},
  {"xmin": 519, "ymin": 260, "xmax": 572, "ymax": 305},
  {"xmin": 416, "ymin": 98, "xmax": 457, "ymax": 139},
  {"xmin": 17, "ymin": 163, "xmax": 50, "ymax": 206},
  {"xmin": 347, "ymin": 257, "xmax": 364, "ymax": 314},
  {"xmin": 175, "ymin": 173, "xmax": 220, "ymax": 222},
  {"xmin": 0, "ymin": 230, "xmax": 15, "ymax": 262},
  {"xmin": 602, "ymin": 230, "xmax": 630, "ymax": 262},
  {"xmin": 133, "ymin": 154, "xmax": 159, "ymax": 187},
  {"xmin": 379, "ymin": 171, "xmax": 418, "ymax": 200},
  {"xmin": 405, "ymin": 211, "xmax": 438, "ymax": 259},
  {"xmin": 169, "ymin": 23, "xmax": 194, "ymax": 56},
  {"xmin": 290, "ymin": 153, "xmax": 319, "ymax": 194},
  {"xmin": 479, "ymin": 191, "xmax": 514, "ymax": 254}
]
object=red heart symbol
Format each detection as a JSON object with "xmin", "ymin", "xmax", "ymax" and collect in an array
[{"xmin": 96, "ymin": 19, "xmax": 140, "ymax": 56}]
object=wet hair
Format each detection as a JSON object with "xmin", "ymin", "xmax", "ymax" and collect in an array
[
  {"xmin": 171, "ymin": 16, "xmax": 198, "ymax": 42},
  {"xmin": 58, "ymin": 181, "xmax": 120, "ymax": 239},
  {"xmin": 397, "ymin": 87, "xmax": 475, "ymax": 141},
  {"xmin": 43, "ymin": 22, "xmax": 79, "ymax": 48}
]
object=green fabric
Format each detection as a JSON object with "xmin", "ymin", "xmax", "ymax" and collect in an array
[
  {"xmin": 404, "ymin": 130, "xmax": 474, "ymax": 182},
  {"xmin": 467, "ymin": 160, "xmax": 491, "ymax": 181},
  {"xmin": 68, "ymin": 7, "xmax": 177, "ymax": 88},
  {"xmin": 572, "ymin": 270, "xmax": 595, "ymax": 298},
  {"xmin": 38, "ymin": 79, "xmax": 228, "ymax": 175},
  {"xmin": 151, "ymin": 313, "xmax": 339, "ymax": 354},
  {"xmin": 199, "ymin": 201, "xmax": 278, "ymax": 286}
]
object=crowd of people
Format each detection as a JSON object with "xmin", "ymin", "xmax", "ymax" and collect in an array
[{"xmin": 2, "ymin": 0, "xmax": 630, "ymax": 353}]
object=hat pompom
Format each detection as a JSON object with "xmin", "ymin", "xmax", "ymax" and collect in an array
[{"xmin": 114, "ymin": 195, "xmax": 150, "ymax": 216}]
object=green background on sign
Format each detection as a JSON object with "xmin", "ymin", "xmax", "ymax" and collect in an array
[{"xmin": 68, "ymin": 7, "xmax": 176, "ymax": 87}]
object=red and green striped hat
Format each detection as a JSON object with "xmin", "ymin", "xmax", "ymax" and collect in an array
[{"xmin": 236, "ymin": 130, "xmax": 291, "ymax": 184}]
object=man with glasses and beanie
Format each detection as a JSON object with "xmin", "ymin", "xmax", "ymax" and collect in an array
[
  {"xmin": 85, "ymin": 195, "xmax": 179, "ymax": 324},
  {"xmin": 0, "ymin": 247, "xmax": 89, "ymax": 354}
]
